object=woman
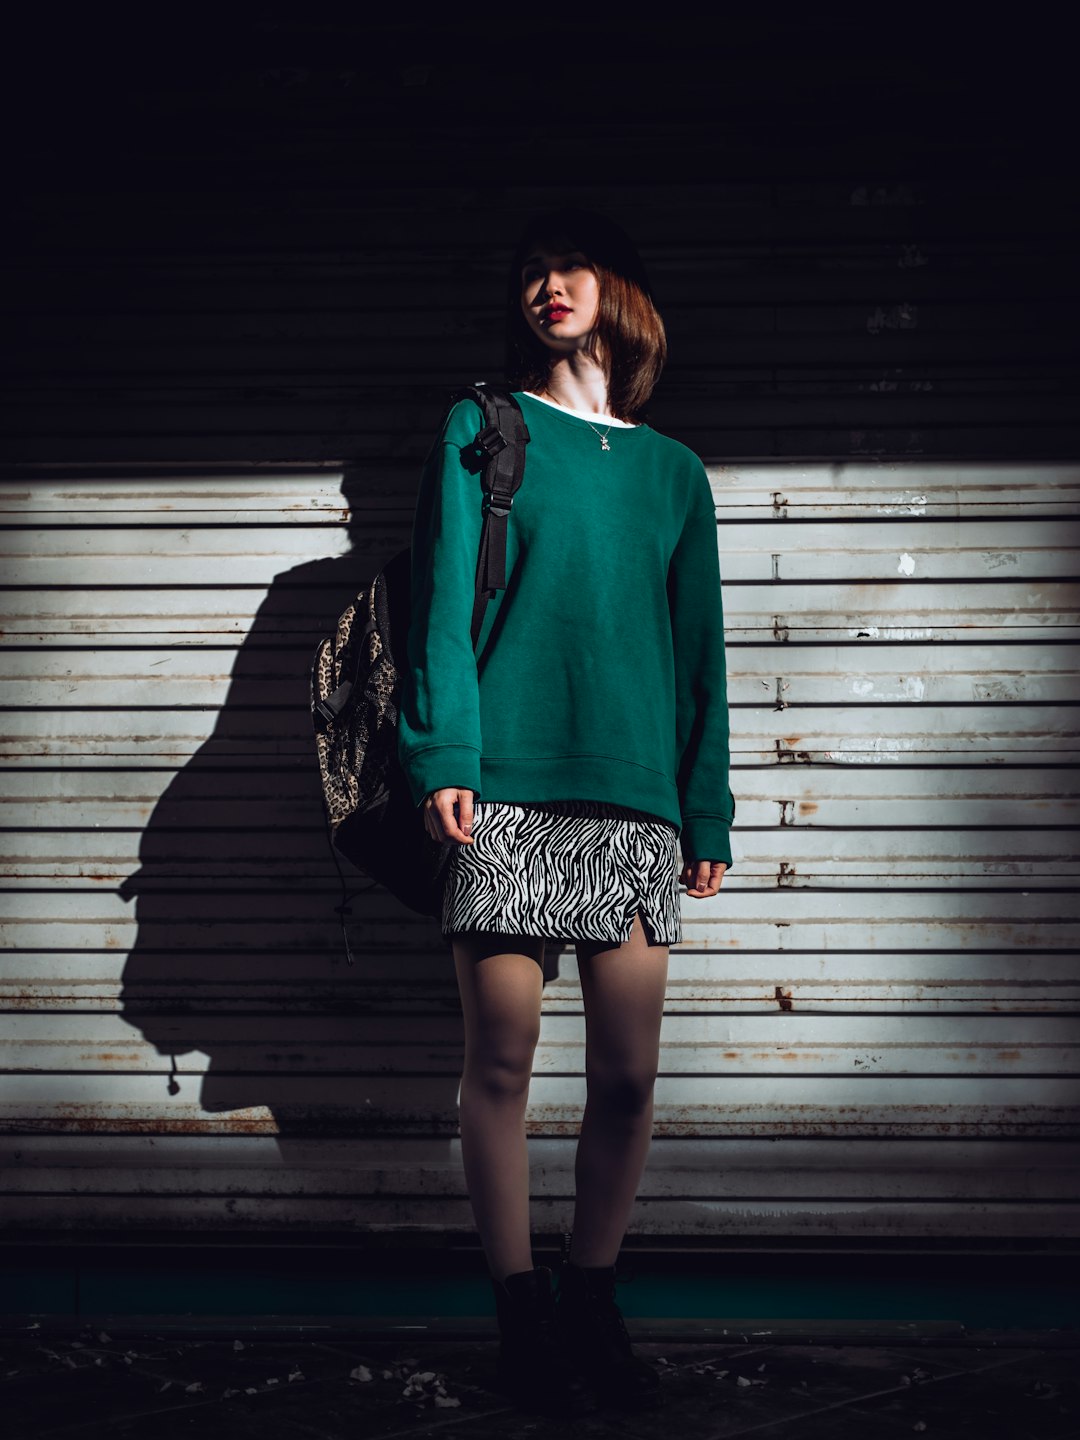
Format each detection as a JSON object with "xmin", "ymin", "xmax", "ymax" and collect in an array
[{"xmin": 397, "ymin": 206, "xmax": 734, "ymax": 1417}]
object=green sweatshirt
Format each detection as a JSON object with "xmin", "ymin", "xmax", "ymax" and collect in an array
[{"xmin": 397, "ymin": 390, "xmax": 735, "ymax": 868}]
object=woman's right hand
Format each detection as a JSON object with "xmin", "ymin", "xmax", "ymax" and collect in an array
[{"xmin": 422, "ymin": 788, "xmax": 476, "ymax": 846}]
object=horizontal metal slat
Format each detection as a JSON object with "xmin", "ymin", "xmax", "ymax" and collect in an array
[
  {"xmin": 1, "ymin": 1072, "xmax": 1077, "ymax": 1138},
  {"xmin": 3, "ymin": 1012, "xmax": 1076, "ymax": 1077}
]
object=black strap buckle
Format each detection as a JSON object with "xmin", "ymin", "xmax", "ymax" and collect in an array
[
  {"xmin": 482, "ymin": 491, "xmax": 514, "ymax": 517},
  {"xmin": 477, "ymin": 424, "xmax": 508, "ymax": 458},
  {"xmin": 313, "ymin": 679, "xmax": 352, "ymax": 729}
]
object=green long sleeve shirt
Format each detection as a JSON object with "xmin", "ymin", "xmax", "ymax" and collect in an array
[{"xmin": 397, "ymin": 390, "xmax": 736, "ymax": 868}]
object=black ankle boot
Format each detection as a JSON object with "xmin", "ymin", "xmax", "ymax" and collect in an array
[
  {"xmin": 491, "ymin": 1265, "xmax": 598, "ymax": 1417},
  {"xmin": 556, "ymin": 1256, "xmax": 662, "ymax": 1409}
]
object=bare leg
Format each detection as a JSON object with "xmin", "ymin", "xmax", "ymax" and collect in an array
[
  {"xmin": 569, "ymin": 910, "xmax": 669, "ymax": 1267},
  {"xmin": 453, "ymin": 931, "xmax": 546, "ymax": 1284}
]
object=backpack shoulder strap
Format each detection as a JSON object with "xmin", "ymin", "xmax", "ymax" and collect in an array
[{"xmin": 446, "ymin": 382, "xmax": 530, "ymax": 650}]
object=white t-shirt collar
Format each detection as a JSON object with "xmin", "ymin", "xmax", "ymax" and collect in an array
[{"xmin": 522, "ymin": 390, "xmax": 639, "ymax": 428}]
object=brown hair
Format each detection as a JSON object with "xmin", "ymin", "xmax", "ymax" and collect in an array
[{"xmin": 504, "ymin": 206, "xmax": 667, "ymax": 424}]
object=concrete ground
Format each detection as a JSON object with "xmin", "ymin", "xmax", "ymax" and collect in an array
[{"xmin": 3, "ymin": 1318, "xmax": 1078, "ymax": 1440}]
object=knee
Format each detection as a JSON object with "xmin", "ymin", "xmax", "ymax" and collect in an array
[
  {"xmin": 463, "ymin": 1041, "xmax": 539, "ymax": 1101},
  {"xmin": 586, "ymin": 1063, "xmax": 658, "ymax": 1118}
]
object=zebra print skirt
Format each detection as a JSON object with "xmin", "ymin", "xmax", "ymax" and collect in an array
[{"xmin": 441, "ymin": 798, "xmax": 683, "ymax": 947}]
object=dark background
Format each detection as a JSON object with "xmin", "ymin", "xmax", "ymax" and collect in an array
[{"xmin": 2, "ymin": 8, "xmax": 1077, "ymax": 464}]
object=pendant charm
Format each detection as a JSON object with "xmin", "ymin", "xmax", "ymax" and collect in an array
[{"xmin": 600, "ymin": 437, "xmax": 610, "ymax": 450}]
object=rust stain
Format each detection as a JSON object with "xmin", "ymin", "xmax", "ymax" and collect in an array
[
  {"xmin": 777, "ymin": 861, "xmax": 797, "ymax": 887},
  {"xmin": 774, "ymin": 986, "xmax": 794, "ymax": 1012},
  {"xmin": 775, "ymin": 739, "xmax": 812, "ymax": 765},
  {"xmin": 798, "ymin": 801, "xmax": 819, "ymax": 816},
  {"xmin": 11, "ymin": 1115, "xmax": 280, "ymax": 1135},
  {"xmin": 996, "ymin": 1050, "xmax": 1022, "ymax": 1062}
]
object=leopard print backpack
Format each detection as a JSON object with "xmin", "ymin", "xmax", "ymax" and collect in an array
[{"xmin": 310, "ymin": 384, "xmax": 530, "ymax": 961}]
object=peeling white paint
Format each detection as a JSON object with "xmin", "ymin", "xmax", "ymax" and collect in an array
[
  {"xmin": 825, "ymin": 736, "xmax": 921, "ymax": 763},
  {"xmin": 848, "ymin": 675, "xmax": 927, "ymax": 702},
  {"xmin": 866, "ymin": 304, "xmax": 919, "ymax": 335},
  {"xmin": 903, "ymin": 675, "xmax": 926, "ymax": 701},
  {"xmin": 848, "ymin": 625, "xmax": 935, "ymax": 641},
  {"xmin": 897, "ymin": 552, "xmax": 916, "ymax": 576},
  {"xmin": 875, "ymin": 493, "xmax": 928, "ymax": 515},
  {"xmin": 898, "ymin": 244, "xmax": 929, "ymax": 268}
]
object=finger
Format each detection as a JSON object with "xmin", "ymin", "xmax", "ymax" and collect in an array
[
  {"xmin": 426, "ymin": 799, "xmax": 448, "ymax": 844},
  {"xmin": 459, "ymin": 792, "xmax": 475, "ymax": 843},
  {"xmin": 439, "ymin": 794, "xmax": 471, "ymax": 845}
]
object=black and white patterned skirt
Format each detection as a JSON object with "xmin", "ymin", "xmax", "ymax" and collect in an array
[{"xmin": 441, "ymin": 798, "xmax": 683, "ymax": 947}]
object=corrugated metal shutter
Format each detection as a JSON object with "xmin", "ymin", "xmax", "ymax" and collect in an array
[{"xmin": 3, "ymin": 458, "xmax": 1077, "ymax": 1238}]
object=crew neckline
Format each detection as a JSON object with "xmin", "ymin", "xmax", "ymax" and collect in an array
[{"xmin": 520, "ymin": 390, "xmax": 645, "ymax": 431}]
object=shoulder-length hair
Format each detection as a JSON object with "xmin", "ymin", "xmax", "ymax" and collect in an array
[{"xmin": 504, "ymin": 206, "xmax": 667, "ymax": 424}]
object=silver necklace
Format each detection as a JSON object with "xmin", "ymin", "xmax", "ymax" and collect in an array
[
  {"xmin": 584, "ymin": 420, "xmax": 614, "ymax": 451},
  {"xmin": 539, "ymin": 390, "xmax": 615, "ymax": 450}
]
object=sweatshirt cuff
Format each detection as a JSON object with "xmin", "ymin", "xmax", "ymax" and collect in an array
[
  {"xmin": 404, "ymin": 744, "xmax": 483, "ymax": 808},
  {"xmin": 679, "ymin": 815, "xmax": 734, "ymax": 871}
]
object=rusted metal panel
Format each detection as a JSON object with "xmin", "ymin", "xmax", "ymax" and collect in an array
[
  {"xmin": 1, "ymin": 1068, "xmax": 1078, "ymax": 1137},
  {"xmin": 4, "ymin": 881, "xmax": 1080, "ymax": 933},
  {"xmin": 2, "ymin": 1193, "xmax": 1078, "ymax": 1237},
  {"xmin": 3, "ymin": 948, "xmax": 1079, "ymax": 1016},
  {"xmin": 710, "ymin": 461, "xmax": 1080, "ymax": 518},
  {"xmin": 4, "ymin": 461, "xmax": 1078, "ymax": 520},
  {"xmin": 3, "ymin": 822, "xmax": 1078, "ymax": 885},
  {"xmin": 1, "ymin": 459, "xmax": 1078, "ymax": 1237},
  {"xmin": 4, "ymin": 710, "xmax": 1075, "ymax": 768},
  {"xmin": 4, "ymin": 1013, "xmax": 1079, "ymax": 1078},
  {"xmin": 5, "ymin": 1131, "xmax": 1078, "ymax": 1192}
]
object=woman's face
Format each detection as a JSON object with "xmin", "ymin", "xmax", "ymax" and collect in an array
[{"xmin": 520, "ymin": 241, "xmax": 601, "ymax": 354}]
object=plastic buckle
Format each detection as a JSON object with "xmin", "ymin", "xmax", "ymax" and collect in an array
[
  {"xmin": 477, "ymin": 424, "xmax": 508, "ymax": 458},
  {"xmin": 482, "ymin": 491, "xmax": 513, "ymax": 517}
]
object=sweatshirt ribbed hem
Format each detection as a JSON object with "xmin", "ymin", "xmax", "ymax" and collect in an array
[
  {"xmin": 480, "ymin": 756, "xmax": 733, "ymax": 868},
  {"xmin": 405, "ymin": 743, "xmax": 482, "ymax": 808},
  {"xmin": 479, "ymin": 755, "xmax": 678, "ymax": 826}
]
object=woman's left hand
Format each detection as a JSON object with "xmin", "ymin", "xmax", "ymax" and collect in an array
[{"xmin": 681, "ymin": 860, "xmax": 728, "ymax": 897}]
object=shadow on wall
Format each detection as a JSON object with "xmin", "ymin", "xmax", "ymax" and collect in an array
[{"xmin": 115, "ymin": 473, "xmax": 560, "ymax": 1148}]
